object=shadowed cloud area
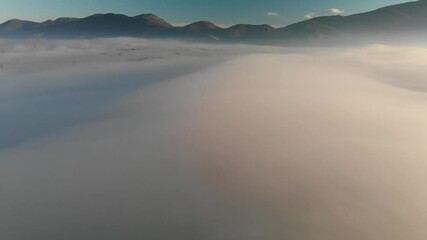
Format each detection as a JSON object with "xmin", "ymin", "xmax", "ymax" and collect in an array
[{"xmin": 0, "ymin": 38, "xmax": 273, "ymax": 148}]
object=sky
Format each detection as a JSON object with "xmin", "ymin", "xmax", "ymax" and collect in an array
[{"xmin": 0, "ymin": 0, "xmax": 413, "ymax": 27}]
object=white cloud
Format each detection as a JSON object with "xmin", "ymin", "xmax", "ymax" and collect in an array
[
  {"xmin": 305, "ymin": 8, "xmax": 344, "ymax": 19},
  {"xmin": 267, "ymin": 11, "xmax": 280, "ymax": 17},
  {"xmin": 329, "ymin": 8, "xmax": 345, "ymax": 14},
  {"xmin": 305, "ymin": 12, "xmax": 317, "ymax": 19}
]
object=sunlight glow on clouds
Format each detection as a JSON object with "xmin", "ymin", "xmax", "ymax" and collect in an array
[
  {"xmin": 329, "ymin": 8, "xmax": 345, "ymax": 14},
  {"xmin": 304, "ymin": 12, "xmax": 317, "ymax": 19},
  {"xmin": 305, "ymin": 8, "xmax": 345, "ymax": 19}
]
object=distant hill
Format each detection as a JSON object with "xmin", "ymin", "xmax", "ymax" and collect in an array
[
  {"xmin": 1, "ymin": 0, "xmax": 427, "ymax": 44},
  {"xmin": 220, "ymin": 24, "xmax": 276, "ymax": 40},
  {"xmin": 183, "ymin": 21, "xmax": 222, "ymax": 32},
  {"xmin": 275, "ymin": 0, "xmax": 427, "ymax": 42},
  {"xmin": 0, "ymin": 19, "xmax": 38, "ymax": 35}
]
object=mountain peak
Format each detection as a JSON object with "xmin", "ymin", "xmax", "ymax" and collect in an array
[
  {"xmin": 183, "ymin": 21, "xmax": 221, "ymax": 31},
  {"xmin": 54, "ymin": 17, "xmax": 80, "ymax": 24},
  {"xmin": 85, "ymin": 13, "xmax": 128, "ymax": 19},
  {"xmin": 0, "ymin": 19, "xmax": 37, "ymax": 31},
  {"xmin": 134, "ymin": 13, "xmax": 158, "ymax": 18},
  {"xmin": 134, "ymin": 13, "xmax": 173, "ymax": 28}
]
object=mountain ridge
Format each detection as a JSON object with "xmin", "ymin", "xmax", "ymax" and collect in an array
[{"xmin": 1, "ymin": 0, "xmax": 426, "ymax": 44}]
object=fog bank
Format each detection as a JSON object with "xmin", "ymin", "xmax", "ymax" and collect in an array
[
  {"xmin": 1, "ymin": 40, "xmax": 427, "ymax": 239},
  {"xmin": 0, "ymin": 38, "xmax": 279, "ymax": 147}
]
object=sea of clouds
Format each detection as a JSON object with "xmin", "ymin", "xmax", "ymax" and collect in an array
[{"xmin": 1, "ymin": 38, "xmax": 427, "ymax": 240}]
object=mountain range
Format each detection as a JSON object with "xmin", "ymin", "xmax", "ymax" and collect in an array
[{"xmin": 1, "ymin": 0, "xmax": 427, "ymax": 44}]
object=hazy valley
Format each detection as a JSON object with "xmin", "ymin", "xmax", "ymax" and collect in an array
[
  {"xmin": 2, "ymin": 1, "xmax": 427, "ymax": 239},
  {"xmin": 2, "ymin": 38, "xmax": 427, "ymax": 239}
]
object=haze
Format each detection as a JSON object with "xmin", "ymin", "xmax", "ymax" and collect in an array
[{"xmin": 1, "ymin": 38, "xmax": 427, "ymax": 240}]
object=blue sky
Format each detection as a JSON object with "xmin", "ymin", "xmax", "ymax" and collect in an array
[{"xmin": 0, "ymin": 0, "xmax": 412, "ymax": 26}]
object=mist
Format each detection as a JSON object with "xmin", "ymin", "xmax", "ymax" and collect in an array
[{"xmin": 1, "ymin": 39, "xmax": 427, "ymax": 240}]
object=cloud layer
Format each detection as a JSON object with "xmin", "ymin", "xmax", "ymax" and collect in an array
[{"xmin": 1, "ymin": 40, "xmax": 427, "ymax": 240}]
